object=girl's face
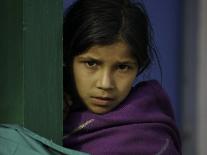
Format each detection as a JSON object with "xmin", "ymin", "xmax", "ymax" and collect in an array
[{"xmin": 73, "ymin": 41, "xmax": 138, "ymax": 114}]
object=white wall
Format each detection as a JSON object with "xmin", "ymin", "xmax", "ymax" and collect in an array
[
  {"xmin": 182, "ymin": 0, "xmax": 207, "ymax": 154},
  {"xmin": 196, "ymin": 0, "xmax": 207, "ymax": 154}
]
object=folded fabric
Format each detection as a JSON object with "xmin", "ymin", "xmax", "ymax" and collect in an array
[
  {"xmin": 0, "ymin": 124, "xmax": 89, "ymax": 155},
  {"xmin": 64, "ymin": 80, "xmax": 182, "ymax": 155}
]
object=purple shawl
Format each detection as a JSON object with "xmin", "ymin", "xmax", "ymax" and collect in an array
[{"xmin": 63, "ymin": 80, "xmax": 182, "ymax": 155}]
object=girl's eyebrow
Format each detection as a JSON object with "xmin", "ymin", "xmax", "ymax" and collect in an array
[
  {"xmin": 77, "ymin": 55, "xmax": 137, "ymax": 64},
  {"xmin": 116, "ymin": 60, "xmax": 137, "ymax": 65},
  {"xmin": 76, "ymin": 56, "xmax": 100, "ymax": 61}
]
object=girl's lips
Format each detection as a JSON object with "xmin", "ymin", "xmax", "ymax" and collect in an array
[{"xmin": 91, "ymin": 97, "xmax": 114, "ymax": 106}]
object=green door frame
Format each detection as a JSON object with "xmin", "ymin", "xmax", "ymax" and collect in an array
[{"xmin": 0, "ymin": 0, "xmax": 63, "ymax": 144}]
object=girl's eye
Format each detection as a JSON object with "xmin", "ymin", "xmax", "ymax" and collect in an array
[
  {"xmin": 117, "ymin": 64, "xmax": 131, "ymax": 72},
  {"xmin": 84, "ymin": 61, "xmax": 98, "ymax": 68}
]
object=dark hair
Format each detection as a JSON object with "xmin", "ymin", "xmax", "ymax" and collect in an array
[{"xmin": 63, "ymin": 0, "xmax": 158, "ymax": 97}]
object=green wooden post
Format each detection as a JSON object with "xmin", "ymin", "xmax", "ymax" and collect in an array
[{"xmin": 0, "ymin": 0, "xmax": 63, "ymax": 144}]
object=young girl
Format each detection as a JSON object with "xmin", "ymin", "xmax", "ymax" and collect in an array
[{"xmin": 63, "ymin": 0, "xmax": 182, "ymax": 154}]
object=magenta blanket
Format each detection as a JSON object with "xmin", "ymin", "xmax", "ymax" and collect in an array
[{"xmin": 63, "ymin": 80, "xmax": 181, "ymax": 155}]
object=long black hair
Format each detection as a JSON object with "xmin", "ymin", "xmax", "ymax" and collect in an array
[{"xmin": 63, "ymin": 0, "xmax": 158, "ymax": 100}]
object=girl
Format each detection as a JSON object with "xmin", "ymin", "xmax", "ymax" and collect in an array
[{"xmin": 63, "ymin": 0, "xmax": 182, "ymax": 154}]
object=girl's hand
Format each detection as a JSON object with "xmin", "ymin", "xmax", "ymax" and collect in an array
[{"xmin": 63, "ymin": 92, "xmax": 73, "ymax": 120}]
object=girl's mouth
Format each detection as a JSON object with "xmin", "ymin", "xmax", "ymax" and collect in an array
[{"xmin": 90, "ymin": 96, "xmax": 114, "ymax": 106}]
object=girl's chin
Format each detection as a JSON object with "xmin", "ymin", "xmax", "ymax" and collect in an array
[{"xmin": 88, "ymin": 106, "xmax": 113, "ymax": 114}]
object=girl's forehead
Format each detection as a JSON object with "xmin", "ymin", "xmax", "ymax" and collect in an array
[{"xmin": 81, "ymin": 41, "xmax": 133, "ymax": 57}]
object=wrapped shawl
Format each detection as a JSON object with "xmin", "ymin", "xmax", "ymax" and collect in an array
[{"xmin": 63, "ymin": 80, "xmax": 182, "ymax": 155}]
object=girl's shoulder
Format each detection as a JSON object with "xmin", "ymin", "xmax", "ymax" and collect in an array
[
  {"xmin": 131, "ymin": 80, "xmax": 168, "ymax": 98},
  {"xmin": 123, "ymin": 80, "xmax": 175, "ymax": 119}
]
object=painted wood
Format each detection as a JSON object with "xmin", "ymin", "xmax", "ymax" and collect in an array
[{"xmin": 0, "ymin": 0, "xmax": 62, "ymax": 144}]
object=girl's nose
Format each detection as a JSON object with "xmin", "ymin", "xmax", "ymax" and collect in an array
[{"xmin": 96, "ymin": 70, "xmax": 115, "ymax": 90}]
